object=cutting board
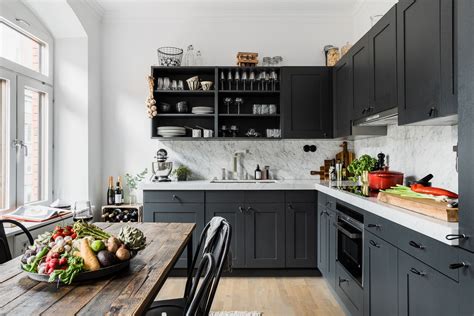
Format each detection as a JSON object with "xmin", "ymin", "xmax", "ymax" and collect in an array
[
  {"xmin": 336, "ymin": 141, "xmax": 355, "ymax": 167},
  {"xmin": 377, "ymin": 192, "xmax": 459, "ymax": 222}
]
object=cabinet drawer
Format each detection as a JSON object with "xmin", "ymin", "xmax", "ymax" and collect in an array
[
  {"xmin": 206, "ymin": 191, "xmax": 244, "ymax": 203},
  {"xmin": 143, "ymin": 190, "xmax": 204, "ymax": 203},
  {"xmin": 286, "ymin": 191, "xmax": 316, "ymax": 203},
  {"xmin": 398, "ymin": 225, "xmax": 459, "ymax": 281},
  {"xmin": 364, "ymin": 212, "xmax": 400, "ymax": 247},
  {"xmin": 336, "ymin": 262, "xmax": 363, "ymax": 316},
  {"xmin": 245, "ymin": 191, "xmax": 284, "ymax": 203}
]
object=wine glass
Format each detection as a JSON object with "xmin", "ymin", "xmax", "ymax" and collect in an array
[
  {"xmin": 224, "ymin": 97, "xmax": 233, "ymax": 114},
  {"xmin": 265, "ymin": 72, "xmax": 270, "ymax": 91},
  {"xmin": 73, "ymin": 201, "xmax": 93, "ymax": 222},
  {"xmin": 227, "ymin": 71, "xmax": 233, "ymax": 90},
  {"xmin": 241, "ymin": 71, "xmax": 248, "ymax": 91},
  {"xmin": 235, "ymin": 70, "xmax": 240, "ymax": 91},
  {"xmin": 271, "ymin": 70, "xmax": 278, "ymax": 91},
  {"xmin": 249, "ymin": 71, "xmax": 256, "ymax": 91},
  {"xmin": 220, "ymin": 72, "xmax": 225, "ymax": 90},
  {"xmin": 235, "ymin": 97, "xmax": 243, "ymax": 115}
]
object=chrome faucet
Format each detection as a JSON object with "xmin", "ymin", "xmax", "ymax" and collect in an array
[{"xmin": 232, "ymin": 150, "xmax": 249, "ymax": 180}]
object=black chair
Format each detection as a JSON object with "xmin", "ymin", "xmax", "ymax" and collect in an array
[
  {"xmin": 146, "ymin": 219, "xmax": 232, "ymax": 316},
  {"xmin": 0, "ymin": 219, "xmax": 34, "ymax": 264}
]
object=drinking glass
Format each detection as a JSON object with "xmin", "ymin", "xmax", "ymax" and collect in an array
[
  {"xmin": 253, "ymin": 104, "xmax": 261, "ymax": 115},
  {"xmin": 261, "ymin": 104, "xmax": 269, "ymax": 115},
  {"xmin": 262, "ymin": 57, "xmax": 271, "ymax": 66},
  {"xmin": 271, "ymin": 70, "xmax": 278, "ymax": 91},
  {"xmin": 177, "ymin": 80, "xmax": 184, "ymax": 90},
  {"xmin": 242, "ymin": 71, "xmax": 248, "ymax": 91},
  {"xmin": 163, "ymin": 77, "xmax": 171, "ymax": 90},
  {"xmin": 249, "ymin": 71, "xmax": 256, "ymax": 91},
  {"xmin": 269, "ymin": 104, "xmax": 277, "ymax": 115},
  {"xmin": 220, "ymin": 72, "xmax": 226, "ymax": 90},
  {"xmin": 73, "ymin": 201, "xmax": 93, "ymax": 222},
  {"xmin": 227, "ymin": 71, "xmax": 233, "ymax": 90},
  {"xmin": 157, "ymin": 77, "xmax": 164, "ymax": 90},
  {"xmin": 171, "ymin": 80, "xmax": 178, "ymax": 90},
  {"xmin": 266, "ymin": 129, "xmax": 274, "ymax": 138},
  {"xmin": 235, "ymin": 70, "xmax": 240, "ymax": 90},
  {"xmin": 265, "ymin": 72, "xmax": 270, "ymax": 91}
]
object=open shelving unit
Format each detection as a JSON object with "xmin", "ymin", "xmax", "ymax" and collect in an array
[{"xmin": 151, "ymin": 66, "xmax": 281, "ymax": 140}]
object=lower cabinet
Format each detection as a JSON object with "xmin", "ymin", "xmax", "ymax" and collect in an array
[
  {"xmin": 363, "ymin": 231, "xmax": 398, "ymax": 316},
  {"xmin": 205, "ymin": 203, "xmax": 246, "ymax": 268},
  {"xmin": 336, "ymin": 262, "xmax": 364, "ymax": 316},
  {"xmin": 245, "ymin": 203, "xmax": 285, "ymax": 268},
  {"xmin": 285, "ymin": 202, "xmax": 316, "ymax": 268},
  {"xmin": 143, "ymin": 202, "xmax": 205, "ymax": 268},
  {"xmin": 317, "ymin": 203, "xmax": 336, "ymax": 286},
  {"xmin": 398, "ymin": 251, "xmax": 460, "ymax": 316}
]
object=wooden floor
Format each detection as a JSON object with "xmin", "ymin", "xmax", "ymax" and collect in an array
[{"xmin": 156, "ymin": 276, "xmax": 345, "ymax": 315}]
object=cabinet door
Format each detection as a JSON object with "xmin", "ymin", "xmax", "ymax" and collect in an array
[
  {"xmin": 363, "ymin": 231, "xmax": 398, "ymax": 316},
  {"xmin": 368, "ymin": 5, "xmax": 398, "ymax": 114},
  {"xmin": 281, "ymin": 67, "xmax": 332, "ymax": 139},
  {"xmin": 398, "ymin": 251, "xmax": 460, "ymax": 316},
  {"xmin": 144, "ymin": 203, "xmax": 205, "ymax": 268},
  {"xmin": 458, "ymin": 248, "xmax": 474, "ymax": 315},
  {"xmin": 285, "ymin": 202, "xmax": 316, "ymax": 268},
  {"xmin": 327, "ymin": 210, "xmax": 337, "ymax": 286},
  {"xmin": 397, "ymin": 0, "xmax": 456, "ymax": 124},
  {"xmin": 333, "ymin": 56, "xmax": 353, "ymax": 138},
  {"xmin": 245, "ymin": 203, "xmax": 285, "ymax": 268},
  {"xmin": 351, "ymin": 35, "xmax": 370, "ymax": 120},
  {"xmin": 205, "ymin": 203, "xmax": 245, "ymax": 268},
  {"xmin": 317, "ymin": 206, "xmax": 329, "ymax": 275}
]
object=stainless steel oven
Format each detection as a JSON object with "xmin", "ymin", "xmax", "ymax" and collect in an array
[{"xmin": 336, "ymin": 203, "xmax": 364, "ymax": 286}]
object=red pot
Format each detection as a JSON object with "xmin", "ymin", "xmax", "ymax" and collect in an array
[{"xmin": 368, "ymin": 168, "xmax": 404, "ymax": 191}]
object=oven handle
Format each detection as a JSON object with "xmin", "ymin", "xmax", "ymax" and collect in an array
[{"xmin": 336, "ymin": 223, "xmax": 362, "ymax": 239}]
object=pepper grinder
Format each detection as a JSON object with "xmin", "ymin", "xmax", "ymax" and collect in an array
[{"xmin": 376, "ymin": 153, "xmax": 385, "ymax": 170}]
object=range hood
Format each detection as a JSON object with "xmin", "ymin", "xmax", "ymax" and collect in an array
[{"xmin": 353, "ymin": 107, "xmax": 398, "ymax": 127}]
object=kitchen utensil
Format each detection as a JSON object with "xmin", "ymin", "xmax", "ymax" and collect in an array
[
  {"xmin": 157, "ymin": 47, "xmax": 183, "ymax": 66},
  {"xmin": 151, "ymin": 149, "xmax": 173, "ymax": 182},
  {"xmin": 377, "ymin": 192, "xmax": 458, "ymax": 222},
  {"xmin": 368, "ymin": 167, "xmax": 404, "ymax": 191},
  {"xmin": 186, "ymin": 76, "xmax": 200, "ymax": 90},
  {"xmin": 407, "ymin": 174, "xmax": 434, "ymax": 187},
  {"xmin": 260, "ymin": 104, "xmax": 269, "ymax": 115},
  {"xmin": 157, "ymin": 126, "xmax": 186, "ymax": 137},
  {"xmin": 200, "ymin": 81, "xmax": 213, "ymax": 91},
  {"xmin": 335, "ymin": 141, "xmax": 355, "ymax": 170},
  {"xmin": 176, "ymin": 101, "xmax": 189, "ymax": 113},
  {"xmin": 158, "ymin": 102, "xmax": 172, "ymax": 113}
]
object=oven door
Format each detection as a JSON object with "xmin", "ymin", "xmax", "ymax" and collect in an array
[{"xmin": 336, "ymin": 217, "xmax": 363, "ymax": 286}]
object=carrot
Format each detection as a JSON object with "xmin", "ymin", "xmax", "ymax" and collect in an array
[
  {"xmin": 80, "ymin": 239, "xmax": 100, "ymax": 271},
  {"xmin": 410, "ymin": 184, "xmax": 458, "ymax": 199}
]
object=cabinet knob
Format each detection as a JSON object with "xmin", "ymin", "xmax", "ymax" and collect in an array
[
  {"xmin": 409, "ymin": 240, "xmax": 425, "ymax": 250},
  {"xmin": 409, "ymin": 267, "xmax": 426, "ymax": 277},
  {"xmin": 369, "ymin": 240, "xmax": 380, "ymax": 248},
  {"xmin": 449, "ymin": 262, "xmax": 470, "ymax": 270},
  {"xmin": 247, "ymin": 206, "xmax": 254, "ymax": 213}
]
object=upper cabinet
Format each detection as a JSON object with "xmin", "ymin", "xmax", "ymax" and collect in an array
[
  {"xmin": 368, "ymin": 5, "xmax": 398, "ymax": 115},
  {"xmin": 333, "ymin": 55, "xmax": 353, "ymax": 138},
  {"xmin": 397, "ymin": 0, "xmax": 457, "ymax": 125},
  {"xmin": 350, "ymin": 35, "xmax": 370, "ymax": 120},
  {"xmin": 281, "ymin": 67, "xmax": 333, "ymax": 139}
]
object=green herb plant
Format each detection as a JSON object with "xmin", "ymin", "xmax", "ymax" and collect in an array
[
  {"xmin": 172, "ymin": 165, "xmax": 191, "ymax": 181},
  {"xmin": 347, "ymin": 155, "xmax": 377, "ymax": 182},
  {"xmin": 125, "ymin": 169, "xmax": 148, "ymax": 191}
]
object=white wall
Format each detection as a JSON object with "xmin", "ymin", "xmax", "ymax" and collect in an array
[{"xmin": 352, "ymin": 0, "xmax": 397, "ymax": 43}]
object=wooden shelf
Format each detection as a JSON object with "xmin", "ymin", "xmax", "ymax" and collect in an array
[{"xmin": 154, "ymin": 90, "xmax": 215, "ymax": 95}]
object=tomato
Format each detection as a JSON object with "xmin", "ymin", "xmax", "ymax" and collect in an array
[
  {"xmin": 54, "ymin": 226, "xmax": 62, "ymax": 231},
  {"xmin": 59, "ymin": 257, "xmax": 67, "ymax": 266},
  {"xmin": 66, "ymin": 226, "xmax": 73, "ymax": 231},
  {"xmin": 71, "ymin": 233, "xmax": 77, "ymax": 239},
  {"xmin": 52, "ymin": 253, "xmax": 60, "ymax": 259},
  {"xmin": 63, "ymin": 229, "xmax": 71, "ymax": 236}
]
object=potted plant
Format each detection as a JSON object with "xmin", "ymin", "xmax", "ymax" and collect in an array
[
  {"xmin": 347, "ymin": 155, "xmax": 377, "ymax": 184},
  {"xmin": 124, "ymin": 169, "xmax": 148, "ymax": 204},
  {"xmin": 172, "ymin": 165, "xmax": 191, "ymax": 181}
]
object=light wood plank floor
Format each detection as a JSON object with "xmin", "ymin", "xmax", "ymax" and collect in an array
[{"xmin": 156, "ymin": 276, "xmax": 345, "ymax": 315}]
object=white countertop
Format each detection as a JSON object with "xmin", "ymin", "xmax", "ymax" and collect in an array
[
  {"xmin": 2, "ymin": 213, "xmax": 73, "ymax": 237},
  {"xmin": 142, "ymin": 179, "xmax": 459, "ymax": 246}
]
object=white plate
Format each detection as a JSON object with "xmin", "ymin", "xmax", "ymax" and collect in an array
[
  {"xmin": 193, "ymin": 107, "xmax": 214, "ymax": 110},
  {"xmin": 158, "ymin": 131, "xmax": 186, "ymax": 135},
  {"xmin": 158, "ymin": 126, "xmax": 185, "ymax": 130}
]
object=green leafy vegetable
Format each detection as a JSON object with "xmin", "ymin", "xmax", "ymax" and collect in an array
[
  {"xmin": 118, "ymin": 226, "xmax": 146, "ymax": 251},
  {"xmin": 347, "ymin": 155, "xmax": 377, "ymax": 181},
  {"xmin": 48, "ymin": 256, "xmax": 84, "ymax": 285},
  {"xmin": 23, "ymin": 247, "xmax": 49, "ymax": 272}
]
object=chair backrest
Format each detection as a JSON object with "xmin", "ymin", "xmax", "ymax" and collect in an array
[
  {"xmin": 0, "ymin": 219, "xmax": 34, "ymax": 264},
  {"xmin": 185, "ymin": 253, "xmax": 215, "ymax": 316},
  {"xmin": 185, "ymin": 218, "xmax": 232, "ymax": 315}
]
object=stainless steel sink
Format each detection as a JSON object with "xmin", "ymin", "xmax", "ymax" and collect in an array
[{"xmin": 210, "ymin": 180, "xmax": 277, "ymax": 184}]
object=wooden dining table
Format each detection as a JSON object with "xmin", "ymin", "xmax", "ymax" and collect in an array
[{"xmin": 0, "ymin": 222, "xmax": 195, "ymax": 315}]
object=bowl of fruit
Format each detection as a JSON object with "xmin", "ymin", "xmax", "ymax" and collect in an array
[{"xmin": 20, "ymin": 221, "xmax": 146, "ymax": 285}]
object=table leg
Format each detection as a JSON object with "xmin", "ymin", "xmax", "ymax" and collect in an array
[{"xmin": 184, "ymin": 233, "xmax": 193, "ymax": 298}]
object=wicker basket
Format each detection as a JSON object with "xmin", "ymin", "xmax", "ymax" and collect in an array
[{"xmin": 157, "ymin": 47, "xmax": 183, "ymax": 67}]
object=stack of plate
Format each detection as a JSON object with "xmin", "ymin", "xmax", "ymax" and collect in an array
[
  {"xmin": 157, "ymin": 126, "xmax": 186, "ymax": 137},
  {"xmin": 192, "ymin": 106, "xmax": 214, "ymax": 114}
]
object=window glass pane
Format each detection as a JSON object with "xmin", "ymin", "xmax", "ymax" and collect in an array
[
  {"xmin": 0, "ymin": 22, "xmax": 44, "ymax": 73},
  {"xmin": 0, "ymin": 80, "xmax": 8, "ymax": 209},
  {"xmin": 23, "ymin": 88, "xmax": 42, "ymax": 204}
]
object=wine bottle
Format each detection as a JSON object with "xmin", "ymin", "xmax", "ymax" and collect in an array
[
  {"xmin": 107, "ymin": 176, "xmax": 115, "ymax": 205},
  {"xmin": 255, "ymin": 165, "xmax": 262, "ymax": 180},
  {"xmin": 115, "ymin": 177, "xmax": 123, "ymax": 205}
]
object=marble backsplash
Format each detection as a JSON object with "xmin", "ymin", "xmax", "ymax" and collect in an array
[
  {"xmin": 354, "ymin": 124, "xmax": 458, "ymax": 192},
  {"xmin": 158, "ymin": 140, "xmax": 348, "ymax": 181}
]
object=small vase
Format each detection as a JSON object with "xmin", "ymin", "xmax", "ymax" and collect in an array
[
  {"xmin": 177, "ymin": 175, "xmax": 188, "ymax": 182},
  {"xmin": 127, "ymin": 190, "xmax": 137, "ymax": 204}
]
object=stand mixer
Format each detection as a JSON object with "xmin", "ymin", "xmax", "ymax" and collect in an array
[{"xmin": 151, "ymin": 149, "xmax": 173, "ymax": 182}]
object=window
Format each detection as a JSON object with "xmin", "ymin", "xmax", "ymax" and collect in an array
[
  {"xmin": 0, "ymin": 79, "xmax": 9, "ymax": 210},
  {"xmin": 0, "ymin": 22, "xmax": 47, "ymax": 75}
]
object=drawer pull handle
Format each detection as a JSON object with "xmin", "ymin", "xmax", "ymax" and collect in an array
[
  {"xmin": 238, "ymin": 206, "xmax": 245, "ymax": 213},
  {"xmin": 247, "ymin": 206, "xmax": 254, "ymax": 213},
  {"xmin": 367, "ymin": 224, "xmax": 381, "ymax": 228},
  {"xmin": 446, "ymin": 234, "xmax": 468, "ymax": 241},
  {"xmin": 172, "ymin": 194, "xmax": 179, "ymax": 201},
  {"xmin": 369, "ymin": 240, "xmax": 380, "ymax": 248},
  {"xmin": 338, "ymin": 277, "xmax": 348, "ymax": 286},
  {"xmin": 288, "ymin": 203, "xmax": 294, "ymax": 210},
  {"xmin": 410, "ymin": 268, "xmax": 426, "ymax": 276},
  {"xmin": 409, "ymin": 240, "xmax": 425, "ymax": 249},
  {"xmin": 449, "ymin": 262, "xmax": 470, "ymax": 270}
]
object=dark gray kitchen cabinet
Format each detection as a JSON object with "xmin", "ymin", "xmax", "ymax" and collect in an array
[
  {"xmin": 281, "ymin": 67, "xmax": 332, "ymax": 139},
  {"xmin": 398, "ymin": 251, "xmax": 460, "ymax": 316},
  {"xmin": 363, "ymin": 231, "xmax": 398, "ymax": 316},
  {"xmin": 143, "ymin": 202, "xmax": 205, "ymax": 268},
  {"xmin": 350, "ymin": 34, "xmax": 370, "ymax": 120},
  {"xmin": 327, "ymin": 209, "xmax": 337, "ymax": 286},
  {"xmin": 333, "ymin": 55, "xmax": 353, "ymax": 138},
  {"xmin": 317, "ymin": 201, "xmax": 336, "ymax": 287},
  {"xmin": 336, "ymin": 262, "xmax": 364, "ymax": 316},
  {"xmin": 286, "ymin": 202, "xmax": 316, "ymax": 268},
  {"xmin": 458, "ymin": 248, "xmax": 474, "ymax": 315},
  {"xmin": 368, "ymin": 4, "xmax": 398, "ymax": 114},
  {"xmin": 245, "ymin": 203, "xmax": 285, "ymax": 268},
  {"xmin": 397, "ymin": 0, "xmax": 457, "ymax": 125},
  {"xmin": 205, "ymin": 202, "xmax": 245, "ymax": 268}
]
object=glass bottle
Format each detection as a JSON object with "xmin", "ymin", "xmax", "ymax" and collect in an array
[
  {"xmin": 183, "ymin": 45, "xmax": 195, "ymax": 66},
  {"xmin": 195, "ymin": 50, "xmax": 203, "ymax": 66}
]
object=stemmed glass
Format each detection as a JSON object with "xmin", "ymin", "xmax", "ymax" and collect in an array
[
  {"xmin": 259, "ymin": 71, "xmax": 267, "ymax": 91},
  {"xmin": 249, "ymin": 71, "xmax": 255, "ymax": 91},
  {"xmin": 271, "ymin": 70, "xmax": 278, "ymax": 91},
  {"xmin": 220, "ymin": 72, "xmax": 225, "ymax": 90},
  {"xmin": 235, "ymin": 70, "xmax": 240, "ymax": 91},
  {"xmin": 234, "ymin": 97, "xmax": 243, "ymax": 115},
  {"xmin": 73, "ymin": 201, "xmax": 93, "ymax": 222},
  {"xmin": 224, "ymin": 97, "xmax": 233, "ymax": 114},
  {"xmin": 227, "ymin": 70, "xmax": 233, "ymax": 90},
  {"xmin": 265, "ymin": 72, "xmax": 270, "ymax": 91},
  {"xmin": 242, "ymin": 71, "xmax": 248, "ymax": 91}
]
